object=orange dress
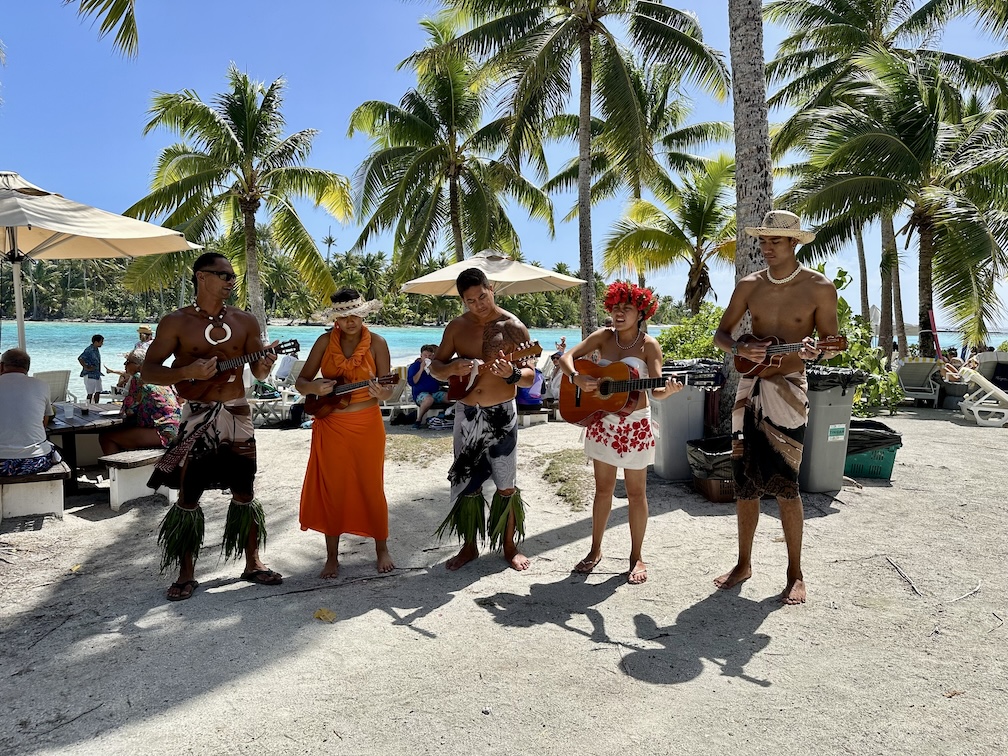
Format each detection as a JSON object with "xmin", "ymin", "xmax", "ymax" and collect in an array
[{"xmin": 299, "ymin": 326, "xmax": 389, "ymax": 539}]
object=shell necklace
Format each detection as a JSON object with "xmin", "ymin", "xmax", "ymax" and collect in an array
[
  {"xmin": 767, "ymin": 265, "xmax": 802, "ymax": 285},
  {"xmin": 615, "ymin": 328, "xmax": 643, "ymax": 350},
  {"xmin": 194, "ymin": 303, "xmax": 232, "ymax": 346}
]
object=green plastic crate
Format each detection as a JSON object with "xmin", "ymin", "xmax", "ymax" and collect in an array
[{"xmin": 843, "ymin": 444, "xmax": 900, "ymax": 480}]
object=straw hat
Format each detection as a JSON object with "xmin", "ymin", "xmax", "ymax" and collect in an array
[
  {"xmin": 137, "ymin": 325, "xmax": 153, "ymax": 335},
  {"xmin": 744, "ymin": 210, "xmax": 816, "ymax": 244},
  {"xmin": 324, "ymin": 295, "xmax": 383, "ymax": 319}
]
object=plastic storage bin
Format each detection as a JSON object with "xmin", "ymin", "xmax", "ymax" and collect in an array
[
  {"xmin": 687, "ymin": 435, "xmax": 734, "ymax": 503},
  {"xmin": 798, "ymin": 367, "xmax": 869, "ymax": 493},
  {"xmin": 653, "ymin": 385, "xmax": 707, "ymax": 481},
  {"xmin": 843, "ymin": 419, "xmax": 902, "ymax": 480}
]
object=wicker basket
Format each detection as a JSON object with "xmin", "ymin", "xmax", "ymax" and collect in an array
[{"xmin": 693, "ymin": 475, "xmax": 735, "ymax": 504}]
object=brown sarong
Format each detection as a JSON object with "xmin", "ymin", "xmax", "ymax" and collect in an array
[{"xmin": 731, "ymin": 371, "xmax": 808, "ymax": 500}]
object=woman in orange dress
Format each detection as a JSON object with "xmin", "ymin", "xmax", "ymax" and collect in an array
[{"xmin": 296, "ymin": 289, "xmax": 396, "ymax": 577}]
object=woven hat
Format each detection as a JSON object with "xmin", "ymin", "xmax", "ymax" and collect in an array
[
  {"xmin": 137, "ymin": 325, "xmax": 153, "ymax": 335},
  {"xmin": 324, "ymin": 295, "xmax": 383, "ymax": 319},
  {"xmin": 744, "ymin": 210, "xmax": 816, "ymax": 244}
]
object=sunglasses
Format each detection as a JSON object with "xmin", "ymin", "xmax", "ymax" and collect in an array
[{"xmin": 201, "ymin": 270, "xmax": 237, "ymax": 283}]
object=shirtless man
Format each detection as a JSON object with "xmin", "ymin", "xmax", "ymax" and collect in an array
[
  {"xmin": 712, "ymin": 211, "xmax": 840, "ymax": 605},
  {"xmin": 429, "ymin": 268, "xmax": 535, "ymax": 572},
  {"xmin": 142, "ymin": 252, "xmax": 282, "ymax": 601}
]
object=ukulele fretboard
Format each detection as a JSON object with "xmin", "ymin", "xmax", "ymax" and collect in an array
[{"xmin": 216, "ymin": 348, "xmax": 278, "ymax": 373}]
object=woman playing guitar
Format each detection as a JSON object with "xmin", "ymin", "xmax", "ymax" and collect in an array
[
  {"xmin": 295, "ymin": 288, "xmax": 397, "ymax": 578},
  {"xmin": 556, "ymin": 282, "xmax": 683, "ymax": 585}
]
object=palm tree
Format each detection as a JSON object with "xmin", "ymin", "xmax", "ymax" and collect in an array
[
  {"xmin": 440, "ymin": 0, "xmax": 729, "ymax": 336},
  {"xmin": 543, "ymin": 56, "xmax": 732, "ymax": 287},
  {"xmin": 602, "ymin": 154, "xmax": 736, "ymax": 314},
  {"xmin": 349, "ymin": 16, "xmax": 553, "ymax": 283},
  {"xmin": 66, "ymin": 0, "xmax": 138, "ymax": 57},
  {"xmin": 321, "ymin": 229, "xmax": 337, "ymax": 263},
  {"xmin": 788, "ymin": 48, "xmax": 1008, "ymax": 353},
  {"xmin": 125, "ymin": 64, "xmax": 352, "ymax": 335}
]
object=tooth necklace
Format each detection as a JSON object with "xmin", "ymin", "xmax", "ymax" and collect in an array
[
  {"xmin": 194, "ymin": 303, "xmax": 231, "ymax": 346},
  {"xmin": 767, "ymin": 265, "xmax": 802, "ymax": 285}
]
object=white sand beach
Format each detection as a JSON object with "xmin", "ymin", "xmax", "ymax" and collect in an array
[{"xmin": 0, "ymin": 408, "xmax": 1005, "ymax": 755}]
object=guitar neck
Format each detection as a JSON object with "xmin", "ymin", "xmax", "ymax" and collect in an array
[
  {"xmin": 217, "ymin": 347, "xmax": 277, "ymax": 373},
  {"xmin": 606, "ymin": 373, "xmax": 690, "ymax": 393}
]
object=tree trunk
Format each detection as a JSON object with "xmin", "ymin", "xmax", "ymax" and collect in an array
[
  {"xmin": 916, "ymin": 209, "xmax": 936, "ymax": 357},
  {"xmin": 449, "ymin": 175, "xmax": 465, "ymax": 262},
  {"xmin": 855, "ymin": 225, "xmax": 869, "ymax": 321},
  {"xmin": 577, "ymin": 30, "xmax": 598, "ymax": 339},
  {"xmin": 891, "ymin": 237, "xmax": 908, "ymax": 357},
  {"xmin": 724, "ymin": 0, "xmax": 773, "ymax": 430},
  {"xmin": 242, "ymin": 199, "xmax": 268, "ymax": 339},
  {"xmin": 880, "ymin": 215, "xmax": 897, "ymax": 363}
]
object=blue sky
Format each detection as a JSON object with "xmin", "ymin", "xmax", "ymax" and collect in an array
[{"xmin": 1, "ymin": 1, "xmax": 1004, "ymax": 331}]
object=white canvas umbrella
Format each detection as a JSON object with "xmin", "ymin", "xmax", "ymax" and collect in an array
[
  {"xmin": 401, "ymin": 249, "xmax": 586, "ymax": 297},
  {"xmin": 1, "ymin": 171, "xmax": 196, "ymax": 349}
]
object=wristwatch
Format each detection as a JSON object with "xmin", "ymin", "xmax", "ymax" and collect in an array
[{"xmin": 569, "ymin": 370, "xmax": 580, "ymax": 381}]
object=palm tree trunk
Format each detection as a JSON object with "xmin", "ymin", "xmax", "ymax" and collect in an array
[
  {"xmin": 916, "ymin": 209, "xmax": 936, "ymax": 357},
  {"xmin": 891, "ymin": 241, "xmax": 908, "ymax": 356},
  {"xmin": 242, "ymin": 200, "xmax": 268, "ymax": 339},
  {"xmin": 880, "ymin": 215, "xmax": 897, "ymax": 362},
  {"xmin": 449, "ymin": 175, "xmax": 465, "ymax": 262},
  {"xmin": 724, "ymin": 0, "xmax": 773, "ymax": 430},
  {"xmin": 855, "ymin": 225, "xmax": 869, "ymax": 321},
  {"xmin": 577, "ymin": 30, "xmax": 598, "ymax": 339}
]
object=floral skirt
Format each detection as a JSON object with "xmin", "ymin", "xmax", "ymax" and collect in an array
[{"xmin": 584, "ymin": 406, "xmax": 655, "ymax": 470}]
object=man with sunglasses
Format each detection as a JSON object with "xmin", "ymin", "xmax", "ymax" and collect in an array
[{"xmin": 141, "ymin": 252, "xmax": 282, "ymax": 601}]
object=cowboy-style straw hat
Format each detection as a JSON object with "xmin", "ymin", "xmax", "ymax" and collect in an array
[
  {"xmin": 137, "ymin": 324, "xmax": 153, "ymax": 334},
  {"xmin": 324, "ymin": 294, "xmax": 383, "ymax": 320},
  {"xmin": 744, "ymin": 210, "xmax": 816, "ymax": 244}
]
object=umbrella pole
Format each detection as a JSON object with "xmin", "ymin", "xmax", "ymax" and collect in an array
[{"xmin": 13, "ymin": 257, "xmax": 26, "ymax": 350}]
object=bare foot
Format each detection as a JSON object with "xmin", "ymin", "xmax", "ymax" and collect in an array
[
  {"xmin": 446, "ymin": 542, "xmax": 478, "ymax": 571},
  {"xmin": 714, "ymin": 564, "xmax": 752, "ymax": 590},
  {"xmin": 319, "ymin": 558, "xmax": 339, "ymax": 579},
  {"xmin": 376, "ymin": 550, "xmax": 395, "ymax": 573},
  {"xmin": 781, "ymin": 578, "xmax": 806, "ymax": 605},
  {"xmin": 574, "ymin": 553, "xmax": 602, "ymax": 574},
  {"xmin": 628, "ymin": 560, "xmax": 647, "ymax": 585},
  {"xmin": 506, "ymin": 550, "xmax": 530, "ymax": 571}
]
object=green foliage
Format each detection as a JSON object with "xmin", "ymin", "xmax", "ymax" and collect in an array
[{"xmin": 655, "ymin": 302, "xmax": 724, "ymax": 360}]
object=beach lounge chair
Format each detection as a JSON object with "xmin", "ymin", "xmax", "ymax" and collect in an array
[
  {"xmin": 896, "ymin": 358, "xmax": 942, "ymax": 406},
  {"xmin": 958, "ymin": 367, "xmax": 1008, "ymax": 427},
  {"xmin": 381, "ymin": 366, "xmax": 417, "ymax": 422},
  {"xmin": 243, "ymin": 366, "xmax": 285, "ymax": 425},
  {"xmin": 33, "ymin": 369, "xmax": 78, "ymax": 406}
]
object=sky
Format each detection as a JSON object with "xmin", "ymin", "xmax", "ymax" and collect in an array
[{"xmin": 1, "ymin": 0, "xmax": 1005, "ymax": 332}]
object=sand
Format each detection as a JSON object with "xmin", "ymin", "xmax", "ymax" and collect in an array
[{"xmin": 0, "ymin": 406, "xmax": 1005, "ymax": 755}]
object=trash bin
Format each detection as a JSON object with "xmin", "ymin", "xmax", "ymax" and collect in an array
[
  {"xmin": 844, "ymin": 419, "xmax": 902, "ymax": 480},
  {"xmin": 653, "ymin": 359, "xmax": 723, "ymax": 481},
  {"xmin": 798, "ymin": 367, "xmax": 870, "ymax": 493},
  {"xmin": 686, "ymin": 435, "xmax": 735, "ymax": 502}
]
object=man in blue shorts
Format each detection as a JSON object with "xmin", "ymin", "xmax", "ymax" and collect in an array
[{"xmin": 407, "ymin": 343, "xmax": 448, "ymax": 429}]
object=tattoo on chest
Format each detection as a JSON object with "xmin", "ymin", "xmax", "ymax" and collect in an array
[{"xmin": 481, "ymin": 318, "xmax": 525, "ymax": 359}]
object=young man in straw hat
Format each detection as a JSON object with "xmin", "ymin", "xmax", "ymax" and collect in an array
[
  {"xmin": 141, "ymin": 252, "xmax": 282, "ymax": 601},
  {"xmin": 296, "ymin": 287, "xmax": 397, "ymax": 578},
  {"xmin": 712, "ymin": 210, "xmax": 841, "ymax": 605},
  {"xmin": 428, "ymin": 268, "xmax": 536, "ymax": 572}
]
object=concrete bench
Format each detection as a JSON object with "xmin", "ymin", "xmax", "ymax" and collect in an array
[
  {"xmin": 517, "ymin": 406, "xmax": 551, "ymax": 427},
  {"xmin": 0, "ymin": 461, "xmax": 71, "ymax": 523},
  {"xmin": 98, "ymin": 449, "xmax": 177, "ymax": 511}
]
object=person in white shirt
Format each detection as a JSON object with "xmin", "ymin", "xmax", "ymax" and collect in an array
[{"xmin": 0, "ymin": 348, "xmax": 61, "ymax": 476}]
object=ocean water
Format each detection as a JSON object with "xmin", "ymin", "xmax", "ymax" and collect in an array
[{"xmin": 0, "ymin": 320, "xmax": 585, "ymax": 399}]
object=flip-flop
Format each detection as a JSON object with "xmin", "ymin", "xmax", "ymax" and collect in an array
[
  {"xmin": 628, "ymin": 563, "xmax": 648, "ymax": 585},
  {"xmin": 240, "ymin": 568, "xmax": 283, "ymax": 586},
  {"xmin": 166, "ymin": 579, "xmax": 199, "ymax": 601},
  {"xmin": 574, "ymin": 555, "xmax": 602, "ymax": 574}
]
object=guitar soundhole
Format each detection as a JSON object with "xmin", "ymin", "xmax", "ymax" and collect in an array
[{"xmin": 597, "ymin": 379, "xmax": 611, "ymax": 400}]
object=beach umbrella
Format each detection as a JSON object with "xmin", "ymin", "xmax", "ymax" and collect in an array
[
  {"xmin": 400, "ymin": 249, "xmax": 586, "ymax": 297},
  {"xmin": 0, "ymin": 171, "xmax": 196, "ymax": 350}
]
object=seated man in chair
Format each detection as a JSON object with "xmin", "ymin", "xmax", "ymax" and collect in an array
[
  {"xmin": 0, "ymin": 348, "xmax": 61, "ymax": 476},
  {"xmin": 407, "ymin": 344, "xmax": 449, "ymax": 429}
]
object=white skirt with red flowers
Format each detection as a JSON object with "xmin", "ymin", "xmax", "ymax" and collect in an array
[{"xmin": 583, "ymin": 406, "xmax": 656, "ymax": 470}]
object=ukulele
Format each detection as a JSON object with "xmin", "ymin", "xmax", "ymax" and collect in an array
[
  {"xmin": 558, "ymin": 358, "xmax": 725, "ymax": 427},
  {"xmin": 174, "ymin": 339, "xmax": 300, "ymax": 401},
  {"xmin": 446, "ymin": 342, "xmax": 543, "ymax": 401},
  {"xmin": 733, "ymin": 334, "xmax": 848, "ymax": 377},
  {"xmin": 304, "ymin": 374, "xmax": 401, "ymax": 418}
]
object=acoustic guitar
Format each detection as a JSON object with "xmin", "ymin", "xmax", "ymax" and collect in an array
[
  {"xmin": 446, "ymin": 342, "xmax": 543, "ymax": 401},
  {"xmin": 558, "ymin": 359, "xmax": 725, "ymax": 427},
  {"xmin": 174, "ymin": 339, "xmax": 300, "ymax": 401},
  {"xmin": 733, "ymin": 334, "xmax": 848, "ymax": 377},
  {"xmin": 304, "ymin": 374, "xmax": 401, "ymax": 418}
]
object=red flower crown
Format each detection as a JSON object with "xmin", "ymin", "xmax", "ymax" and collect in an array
[{"xmin": 604, "ymin": 281, "xmax": 658, "ymax": 320}]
